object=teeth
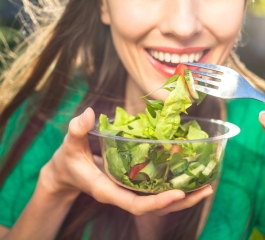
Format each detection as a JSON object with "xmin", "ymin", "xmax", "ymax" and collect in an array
[
  {"xmin": 158, "ymin": 52, "xmax": 164, "ymax": 61},
  {"xmin": 189, "ymin": 53, "xmax": 195, "ymax": 62},
  {"xmin": 194, "ymin": 53, "xmax": 199, "ymax": 62},
  {"xmin": 164, "ymin": 53, "xmax": 171, "ymax": 62},
  {"xmin": 149, "ymin": 50, "xmax": 204, "ymax": 64},
  {"xmin": 154, "ymin": 51, "xmax": 159, "ymax": 59},
  {"xmin": 171, "ymin": 54, "xmax": 180, "ymax": 63},
  {"xmin": 180, "ymin": 54, "xmax": 189, "ymax": 63}
]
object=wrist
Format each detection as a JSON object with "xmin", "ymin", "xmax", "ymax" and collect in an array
[{"xmin": 38, "ymin": 162, "xmax": 80, "ymax": 204}]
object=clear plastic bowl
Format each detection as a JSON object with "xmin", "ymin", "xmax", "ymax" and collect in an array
[{"xmin": 89, "ymin": 116, "xmax": 240, "ymax": 193}]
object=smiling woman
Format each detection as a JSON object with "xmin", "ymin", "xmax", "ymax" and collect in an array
[{"xmin": 0, "ymin": 0, "xmax": 265, "ymax": 240}]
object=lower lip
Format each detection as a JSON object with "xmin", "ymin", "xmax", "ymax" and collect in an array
[{"xmin": 145, "ymin": 50, "xmax": 210, "ymax": 77}]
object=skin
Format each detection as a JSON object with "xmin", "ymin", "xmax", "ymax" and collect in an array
[{"xmin": 0, "ymin": 0, "xmax": 264, "ymax": 239}]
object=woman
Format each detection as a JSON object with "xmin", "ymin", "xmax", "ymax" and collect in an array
[{"xmin": 0, "ymin": 0, "xmax": 265, "ymax": 239}]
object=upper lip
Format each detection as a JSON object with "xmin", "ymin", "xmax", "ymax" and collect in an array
[{"xmin": 146, "ymin": 46, "xmax": 208, "ymax": 54}]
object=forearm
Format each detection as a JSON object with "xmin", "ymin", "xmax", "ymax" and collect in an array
[{"xmin": 2, "ymin": 172, "xmax": 78, "ymax": 240}]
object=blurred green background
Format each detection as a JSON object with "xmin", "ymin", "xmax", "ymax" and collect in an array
[
  {"xmin": 236, "ymin": 0, "xmax": 265, "ymax": 79},
  {"xmin": 248, "ymin": 0, "xmax": 265, "ymax": 16},
  {"xmin": 0, "ymin": 0, "xmax": 265, "ymax": 239}
]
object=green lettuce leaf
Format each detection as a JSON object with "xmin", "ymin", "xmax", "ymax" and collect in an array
[
  {"xmin": 113, "ymin": 106, "xmax": 136, "ymax": 126},
  {"xmin": 186, "ymin": 125, "xmax": 208, "ymax": 150},
  {"xmin": 139, "ymin": 161, "xmax": 168, "ymax": 180},
  {"xmin": 118, "ymin": 150, "xmax": 131, "ymax": 172},
  {"xmin": 106, "ymin": 147, "xmax": 127, "ymax": 180},
  {"xmin": 130, "ymin": 143, "xmax": 150, "ymax": 167},
  {"xmin": 141, "ymin": 74, "xmax": 179, "ymax": 98},
  {"xmin": 148, "ymin": 145, "xmax": 171, "ymax": 165},
  {"xmin": 155, "ymin": 76, "xmax": 192, "ymax": 139},
  {"xmin": 142, "ymin": 99, "xmax": 163, "ymax": 118},
  {"xmin": 187, "ymin": 125, "xmax": 208, "ymax": 140},
  {"xmin": 117, "ymin": 113, "xmax": 152, "ymax": 138},
  {"xmin": 99, "ymin": 114, "xmax": 120, "ymax": 134},
  {"xmin": 197, "ymin": 91, "xmax": 207, "ymax": 105}
]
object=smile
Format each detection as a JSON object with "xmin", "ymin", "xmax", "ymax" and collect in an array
[
  {"xmin": 145, "ymin": 48, "xmax": 209, "ymax": 77},
  {"xmin": 149, "ymin": 50, "xmax": 203, "ymax": 64}
]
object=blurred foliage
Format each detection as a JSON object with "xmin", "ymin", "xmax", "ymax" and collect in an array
[
  {"xmin": 249, "ymin": 228, "xmax": 265, "ymax": 240},
  {"xmin": 0, "ymin": 26, "xmax": 20, "ymax": 46},
  {"xmin": 0, "ymin": 26, "xmax": 21, "ymax": 70},
  {"xmin": 248, "ymin": 0, "xmax": 265, "ymax": 17},
  {"xmin": 0, "ymin": 0, "xmax": 22, "ymax": 69},
  {"xmin": 0, "ymin": 0, "xmax": 7, "ymax": 16}
]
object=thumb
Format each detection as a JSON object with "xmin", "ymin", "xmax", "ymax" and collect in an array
[
  {"xmin": 67, "ymin": 107, "xmax": 95, "ymax": 144},
  {"xmin": 259, "ymin": 111, "xmax": 265, "ymax": 131}
]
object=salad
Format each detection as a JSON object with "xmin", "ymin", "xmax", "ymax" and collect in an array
[{"xmin": 98, "ymin": 64, "xmax": 220, "ymax": 192}]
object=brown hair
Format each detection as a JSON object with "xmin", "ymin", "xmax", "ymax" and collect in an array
[{"xmin": 0, "ymin": 0, "xmax": 256, "ymax": 239}]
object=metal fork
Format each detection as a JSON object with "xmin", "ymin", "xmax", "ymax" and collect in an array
[{"xmin": 183, "ymin": 62, "xmax": 265, "ymax": 103}]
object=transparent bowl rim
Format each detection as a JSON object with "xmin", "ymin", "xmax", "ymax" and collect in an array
[{"xmin": 89, "ymin": 116, "xmax": 240, "ymax": 144}]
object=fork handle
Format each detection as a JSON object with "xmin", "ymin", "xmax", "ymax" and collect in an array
[
  {"xmin": 249, "ymin": 88, "xmax": 265, "ymax": 103},
  {"xmin": 239, "ymin": 77, "xmax": 265, "ymax": 103}
]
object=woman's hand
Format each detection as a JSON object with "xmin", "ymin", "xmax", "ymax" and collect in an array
[
  {"xmin": 259, "ymin": 111, "xmax": 265, "ymax": 131},
  {"xmin": 41, "ymin": 107, "xmax": 213, "ymax": 216}
]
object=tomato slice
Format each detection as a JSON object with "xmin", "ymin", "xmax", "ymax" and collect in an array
[
  {"xmin": 174, "ymin": 63, "xmax": 189, "ymax": 76},
  {"xmin": 170, "ymin": 144, "xmax": 182, "ymax": 155},
  {"xmin": 129, "ymin": 162, "xmax": 148, "ymax": 179},
  {"xmin": 174, "ymin": 64, "xmax": 195, "ymax": 101}
]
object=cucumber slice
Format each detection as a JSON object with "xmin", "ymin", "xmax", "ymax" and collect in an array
[
  {"xmin": 183, "ymin": 181, "xmax": 197, "ymax": 190},
  {"xmin": 202, "ymin": 160, "xmax": 217, "ymax": 177},
  {"xmin": 170, "ymin": 173, "xmax": 192, "ymax": 189},
  {"xmin": 187, "ymin": 162, "xmax": 201, "ymax": 171},
  {"xmin": 170, "ymin": 164, "xmax": 205, "ymax": 188},
  {"xmin": 170, "ymin": 159, "xmax": 188, "ymax": 175},
  {"xmin": 185, "ymin": 69, "xmax": 199, "ymax": 100},
  {"xmin": 189, "ymin": 164, "xmax": 205, "ymax": 176}
]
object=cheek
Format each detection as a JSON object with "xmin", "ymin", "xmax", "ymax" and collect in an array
[
  {"xmin": 106, "ymin": 1, "xmax": 160, "ymax": 41},
  {"xmin": 202, "ymin": 3, "xmax": 245, "ymax": 43}
]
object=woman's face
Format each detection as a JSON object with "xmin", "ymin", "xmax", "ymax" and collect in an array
[{"xmin": 101, "ymin": 0, "xmax": 245, "ymax": 100}]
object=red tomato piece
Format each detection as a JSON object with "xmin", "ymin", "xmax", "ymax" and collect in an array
[
  {"xmin": 170, "ymin": 144, "xmax": 182, "ymax": 155},
  {"xmin": 129, "ymin": 162, "xmax": 148, "ymax": 179},
  {"xmin": 174, "ymin": 63, "xmax": 189, "ymax": 76},
  {"xmin": 175, "ymin": 64, "xmax": 194, "ymax": 101}
]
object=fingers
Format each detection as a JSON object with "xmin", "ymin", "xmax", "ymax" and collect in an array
[
  {"xmin": 259, "ymin": 111, "xmax": 265, "ymax": 131},
  {"xmin": 89, "ymin": 172, "xmax": 186, "ymax": 215},
  {"xmin": 153, "ymin": 185, "xmax": 213, "ymax": 216},
  {"xmin": 68, "ymin": 107, "xmax": 95, "ymax": 138},
  {"xmin": 66, "ymin": 107, "xmax": 95, "ymax": 146},
  {"xmin": 99, "ymin": 182, "xmax": 211, "ymax": 216},
  {"xmin": 127, "ymin": 190, "xmax": 186, "ymax": 215},
  {"xmin": 90, "ymin": 174, "xmax": 212, "ymax": 216}
]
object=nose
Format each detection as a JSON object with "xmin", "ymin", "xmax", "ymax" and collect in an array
[{"xmin": 158, "ymin": 0, "xmax": 202, "ymax": 40}]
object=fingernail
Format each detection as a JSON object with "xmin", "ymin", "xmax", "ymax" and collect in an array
[
  {"xmin": 80, "ymin": 108, "xmax": 89, "ymax": 125},
  {"xmin": 205, "ymin": 184, "xmax": 213, "ymax": 194},
  {"xmin": 179, "ymin": 191, "xmax": 186, "ymax": 199},
  {"xmin": 259, "ymin": 111, "xmax": 265, "ymax": 122}
]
